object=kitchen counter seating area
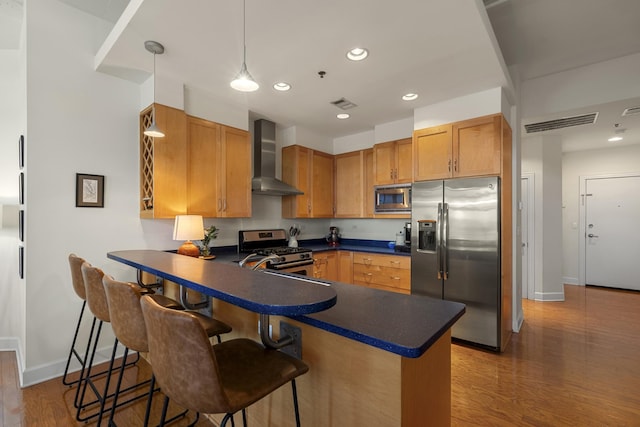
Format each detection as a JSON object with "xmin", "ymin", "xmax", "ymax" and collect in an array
[{"xmin": 108, "ymin": 249, "xmax": 465, "ymax": 426}]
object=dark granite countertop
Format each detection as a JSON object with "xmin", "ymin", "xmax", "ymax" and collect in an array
[
  {"xmin": 107, "ymin": 250, "xmax": 337, "ymax": 316},
  {"xmin": 108, "ymin": 249, "xmax": 465, "ymax": 358}
]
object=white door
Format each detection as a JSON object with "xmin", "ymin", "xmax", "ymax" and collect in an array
[{"xmin": 585, "ymin": 176, "xmax": 640, "ymax": 290}]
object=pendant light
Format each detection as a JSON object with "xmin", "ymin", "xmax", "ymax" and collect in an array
[
  {"xmin": 144, "ymin": 40, "xmax": 165, "ymax": 138},
  {"xmin": 230, "ymin": 0, "xmax": 259, "ymax": 92}
]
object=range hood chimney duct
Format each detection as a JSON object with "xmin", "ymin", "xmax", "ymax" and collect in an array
[{"xmin": 251, "ymin": 119, "xmax": 303, "ymax": 196}]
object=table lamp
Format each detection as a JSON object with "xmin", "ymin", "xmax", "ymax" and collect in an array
[{"xmin": 173, "ymin": 215, "xmax": 204, "ymax": 257}]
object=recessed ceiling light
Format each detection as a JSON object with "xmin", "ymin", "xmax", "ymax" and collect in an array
[
  {"xmin": 402, "ymin": 93, "xmax": 418, "ymax": 101},
  {"xmin": 337, "ymin": 113, "xmax": 350, "ymax": 120},
  {"xmin": 608, "ymin": 136, "xmax": 623, "ymax": 142},
  {"xmin": 346, "ymin": 48, "xmax": 369, "ymax": 61},
  {"xmin": 273, "ymin": 82, "xmax": 291, "ymax": 91}
]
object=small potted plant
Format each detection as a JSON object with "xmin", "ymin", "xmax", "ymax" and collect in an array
[{"xmin": 198, "ymin": 225, "xmax": 219, "ymax": 259}]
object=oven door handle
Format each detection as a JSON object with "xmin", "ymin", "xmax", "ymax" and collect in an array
[{"xmin": 269, "ymin": 259, "xmax": 314, "ymax": 270}]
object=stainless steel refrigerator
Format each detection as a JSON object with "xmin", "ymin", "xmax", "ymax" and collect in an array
[{"xmin": 411, "ymin": 177, "xmax": 501, "ymax": 350}]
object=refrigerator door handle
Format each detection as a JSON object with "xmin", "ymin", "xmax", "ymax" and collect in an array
[
  {"xmin": 442, "ymin": 202, "xmax": 449, "ymax": 280},
  {"xmin": 437, "ymin": 202, "xmax": 443, "ymax": 279}
]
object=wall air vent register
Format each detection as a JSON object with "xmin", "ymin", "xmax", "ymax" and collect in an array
[{"xmin": 524, "ymin": 112, "xmax": 598, "ymax": 134}]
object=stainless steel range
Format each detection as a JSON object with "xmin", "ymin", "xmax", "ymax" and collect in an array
[{"xmin": 238, "ymin": 229, "xmax": 314, "ymax": 275}]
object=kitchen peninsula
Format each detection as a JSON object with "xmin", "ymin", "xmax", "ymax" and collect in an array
[{"xmin": 108, "ymin": 250, "xmax": 465, "ymax": 426}]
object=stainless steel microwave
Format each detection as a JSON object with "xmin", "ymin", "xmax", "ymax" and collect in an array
[{"xmin": 374, "ymin": 184, "xmax": 412, "ymax": 213}]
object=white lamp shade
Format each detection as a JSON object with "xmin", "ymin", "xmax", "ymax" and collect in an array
[{"xmin": 173, "ymin": 215, "xmax": 204, "ymax": 241}]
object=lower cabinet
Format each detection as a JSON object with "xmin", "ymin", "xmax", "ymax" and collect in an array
[
  {"xmin": 353, "ymin": 253, "xmax": 411, "ymax": 294},
  {"xmin": 313, "ymin": 251, "xmax": 338, "ymax": 281},
  {"xmin": 312, "ymin": 250, "xmax": 410, "ymax": 294}
]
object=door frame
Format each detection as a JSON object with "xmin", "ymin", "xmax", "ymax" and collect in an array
[
  {"xmin": 521, "ymin": 173, "xmax": 535, "ymax": 300},
  {"xmin": 579, "ymin": 172, "xmax": 640, "ymax": 286}
]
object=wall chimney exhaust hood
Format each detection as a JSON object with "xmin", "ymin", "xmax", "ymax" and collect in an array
[{"xmin": 251, "ymin": 119, "xmax": 303, "ymax": 196}]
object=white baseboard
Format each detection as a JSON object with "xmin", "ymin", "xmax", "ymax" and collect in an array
[
  {"xmin": 563, "ymin": 276, "xmax": 579, "ymax": 285},
  {"xmin": 513, "ymin": 309, "xmax": 524, "ymax": 333},
  {"xmin": 534, "ymin": 291, "xmax": 565, "ymax": 301},
  {"xmin": 21, "ymin": 343, "xmax": 131, "ymax": 387}
]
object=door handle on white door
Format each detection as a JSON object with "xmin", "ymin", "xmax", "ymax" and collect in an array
[{"xmin": 588, "ymin": 234, "xmax": 599, "ymax": 238}]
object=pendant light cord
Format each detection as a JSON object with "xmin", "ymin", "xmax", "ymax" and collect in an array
[{"xmin": 242, "ymin": 0, "xmax": 247, "ymax": 63}]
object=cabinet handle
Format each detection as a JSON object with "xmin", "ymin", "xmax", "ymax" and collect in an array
[
  {"xmin": 390, "ymin": 169, "xmax": 393, "ymax": 180},
  {"xmin": 217, "ymin": 199, "xmax": 222, "ymax": 212},
  {"xmin": 363, "ymin": 258, "xmax": 372, "ymax": 265},
  {"xmin": 390, "ymin": 276, "xmax": 401, "ymax": 280},
  {"xmin": 448, "ymin": 159, "xmax": 451, "ymax": 172},
  {"xmin": 223, "ymin": 199, "xmax": 227, "ymax": 212},
  {"xmin": 390, "ymin": 260, "xmax": 400, "ymax": 265},
  {"xmin": 454, "ymin": 159, "xmax": 457, "ymax": 172},
  {"xmin": 364, "ymin": 273, "xmax": 372, "ymax": 283}
]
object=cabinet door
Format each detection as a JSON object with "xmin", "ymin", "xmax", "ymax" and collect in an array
[
  {"xmin": 373, "ymin": 141, "xmax": 396, "ymax": 185},
  {"xmin": 337, "ymin": 251, "xmax": 353, "ymax": 283},
  {"xmin": 311, "ymin": 150, "xmax": 335, "ymax": 218},
  {"xmin": 187, "ymin": 116, "xmax": 220, "ymax": 216},
  {"xmin": 282, "ymin": 146, "xmax": 311, "ymax": 218},
  {"xmin": 220, "ymin": 126, "xmax": 252, "ymax": 217},
  {"xmin": 140, "ymin": 104, "xmax": 188, "ymax": 218},
  {"xmin": 395, "ymin": 138, "xmax": 413, "ymax": 183},
  {"xmin": 413, "ymin": 125, "xmax": 452, "ymax": 181},
  {"xmin": 313, "ymin": 251, "xmax": 337, "ymax": 281},
  {"xmin": 363, "ymin": 149, "xmax": 375, "ymax": 218},
  {"xmin": 453, "ymin": 115, "xmax": 502, "ymax": 177},
  {"xmin": 335, "ymin": 151, "xmax": 364, "ymax": 218}
]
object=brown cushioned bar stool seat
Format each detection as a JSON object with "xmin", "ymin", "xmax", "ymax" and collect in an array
[
  {"xmin": 103, "ymin": 276, "xmax": 232, "ymax": 426},
  {"xmin": 140, "ymin": 295, "xmax": 309, "ymax": 427},
  {"xmin": 78, "ymin": 262, "xmax": 153, "ymax": 425}
]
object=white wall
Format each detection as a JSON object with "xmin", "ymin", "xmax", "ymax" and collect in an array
[
  {"xmin": 521, "ymin": 136, "xmax": 564, "ymax": 301},
  {"xmin": 561, "ymin": 144, "xmax": 640, "ymax": 284},
  {"xmin": 0, "ymin": 34, "xmax": 26, "ymax": 372}
]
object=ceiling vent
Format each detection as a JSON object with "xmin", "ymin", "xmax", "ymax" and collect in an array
[
  {"xmin": 622, "ymin": 106, "xmax": 640, "ymax": 116},
  {"xmin": 524, "ymin": 112, "xmax": 598, "ymax": 134},
  {"xmin": 331, "ymin": 98, "xmax": 358, "ymax": 110}
]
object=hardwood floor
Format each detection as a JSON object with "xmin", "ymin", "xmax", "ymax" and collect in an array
[
  {"xmin": 2, "ymin": 284, "xmax": 639, "ymax": 426},
  {"xmin": 451, "ymin": 285, "xmax": 640, "ymax": 427}
]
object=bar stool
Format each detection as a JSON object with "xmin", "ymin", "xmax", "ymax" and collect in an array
[
  {"xmin": 140, "ymin": 295, "xmax": 309, "ymax": 427},
  {"xmin": 63, "ymin": 254, "xmax": 96, "ymax": 387},
  {"xmin": 102, "ymin": 275, "xmax": 233, "ymax": 426}
]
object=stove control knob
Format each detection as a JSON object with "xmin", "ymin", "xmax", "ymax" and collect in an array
[
  {"xmin": 301, "ymin": 253, "xmax": 310, "ymax": 259},
  {"xmin": 280, "ymin": 256, "xmax": 286, "ymax": 263}
]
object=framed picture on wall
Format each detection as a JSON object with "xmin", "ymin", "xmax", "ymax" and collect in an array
[
  {"xmin": 75, "ymin": 173, "xmax": 104, "ymax": 208},
  {"xmin": 18, "ymin": 135, "xmax": 24, "ymax": 169},
  {"xmin": 19, "ymin": 246, "xmax": 24, "ymax": 279},
  {"xmin": 19, "ymin": 172, "xmax": 24, "ymax": 205},
  {"xmin": 19, "ymin": 209, "xmax": 24, "ymax": 242}
]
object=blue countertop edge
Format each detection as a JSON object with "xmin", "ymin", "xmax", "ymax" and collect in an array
[
  {"xmin": 111, "ymin": 249, "xmax": 465, "ymax": 359},
  {"xmin": 108, "ymin": 251, "xmax": 337, "ymax": 316}
]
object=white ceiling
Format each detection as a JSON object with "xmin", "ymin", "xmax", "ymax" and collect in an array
[
  {"xmin": 91, "ymin": 0, "xmax": 510, "ymax": 140},
  {"xmin": 5, "ymin": 0, "xmax": 640, "ymax": 151}
]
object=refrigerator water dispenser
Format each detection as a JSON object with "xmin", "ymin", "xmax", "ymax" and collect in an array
[{"xmin": 418, "ymin": 220, "xmax": 437, "ymax": 252}]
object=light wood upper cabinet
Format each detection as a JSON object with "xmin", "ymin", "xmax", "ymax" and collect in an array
[
  {"xmin": 453, "ymin": 114, "xmax": 503, "ymax": 178},
  {"xmin": 373, "ymin": 138, "xmax": 412, "ymax": 185},
  {"xmin": 335, "ymin": 151, "xmax": 365, "ymax": 218},
  {"xmin": 413, "ymin": 125, "xmax": 453, "ymax": 181},
  {"xmin": 186, "ymin": 116, "xmax": 251, "ymax": 218},
  {"xmin": 219, "ymin": 125, "xmax": 252, "ymax": 217},
  {"xmin": 282, "ymin": 145, "xmax": 334, "ymax": 218},
  {"xmin": 363, "ymin": 149, "xmax": 375, "ymax": 218},
  {"xmin": 312, "ymin": 150, "xmax": 335, "ymax": 217},
  {"xmin": 413, "ymin": 114, "xmax": 506, "ymax": 181},
  {"xmin": 139, "ymin": 103, "xmax": 188, "ymax": 219}
]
